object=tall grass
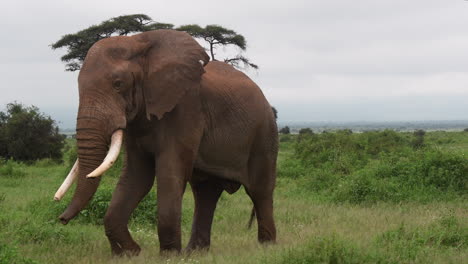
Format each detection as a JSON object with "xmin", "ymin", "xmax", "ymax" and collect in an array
[
  {"xmin": 0, "ymin": 159, "xmax": 26, "ymax": 177},
  {"xmin": 281, "ymin": 130, "xmax": 468, "ymax": 203}
]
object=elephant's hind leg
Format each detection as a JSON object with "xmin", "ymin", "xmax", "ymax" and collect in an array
[
  {"xmin": 104, "ymin": 153, "xmax": 155, "ymax": 256},
  {"xmin": 246, "ymin": 156, "xmax": 277, "ymax": 243},
  {"xmin": 185, "ymin": 172, "xmax": 224, "ymax": 252}
]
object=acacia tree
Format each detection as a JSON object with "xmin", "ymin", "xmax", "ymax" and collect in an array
[
  {"xmin": 51, "ymin": 14, "xmax": 257, "ymax": 71},
  {"xmin": 176, "ymin": 24, "xmax": 258, "ymax": 69},
  {"xmin": 50, "ymin": 14, "xmax": 173, "ymax": 71}
]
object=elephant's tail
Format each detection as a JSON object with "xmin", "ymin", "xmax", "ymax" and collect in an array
[{"xmin": 247, "ymin": 207, "xmax": 256, "ymax": 229}]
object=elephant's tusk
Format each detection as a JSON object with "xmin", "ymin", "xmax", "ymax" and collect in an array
[
  {"xmin": 54, "ymin": 159, "xmax": 79, "ymax": 201},
  {"xmin": 86, "ymin": 129, "xmax": 123, "ymax": 178}
]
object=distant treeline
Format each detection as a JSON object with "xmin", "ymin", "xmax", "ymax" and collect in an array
[{"xmin": 278, "ymin": 120, "xmax": 468, "ymax": 133}]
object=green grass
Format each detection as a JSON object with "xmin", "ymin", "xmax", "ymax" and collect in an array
[{"xmin": 0, "ymin": 131, "xmax": 467, "ymax": 263}]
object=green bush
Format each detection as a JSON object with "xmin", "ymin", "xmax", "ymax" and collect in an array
[
  {"xmin": 411, "ymin": 129, "xmax": 426, "ymax": 149},
  {"xmin": 277, "ymin": 158, "xmax": 309, "ymax": 179},
  {"xmin": 27, "ymin": 186, "xmax": 157, "ymax": 228},
  {"xmin": 416, "ymin": 150, "xmax": 467, "ymax": 192},
  {"xmin": 288, "ymin": 130, "xmax": 468, "ymax": 203},
  {"xmin": 332, "ymin": 170, "xmax": 403, "ymax": 203},
  {"xmin": 279, "ymin": 126, "xmax": 290, "ymax": 134},
  {"xmin": 61, "ymin": 141, "xmax": 77, "ymax": 170},
  {"xmin": 0, "ymin": 102, "xmax": 65, "ymax": 162},
  {"xmin": 0, "ymin": 159, "xmax": 26, "ymax": 178},
  {"xmin": 279, "ymin": 134, "xmax": 292, "ymax": 142},
  {"xmin": 76, "ymin": 187, "xmax": 157, "ymax": 226}
]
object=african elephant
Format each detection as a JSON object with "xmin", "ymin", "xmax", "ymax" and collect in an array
[{"xmin": 54, "ymin": 29, "xmax": 278, "ymax": 255}]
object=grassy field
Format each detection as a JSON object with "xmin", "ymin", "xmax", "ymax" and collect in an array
[{"xmin": 0, "ymin": 131, "xmax": 467, "ymax": 263}]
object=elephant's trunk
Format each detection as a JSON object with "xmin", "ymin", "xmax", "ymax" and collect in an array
[
  {"xmin": 58, "ymin": 104, "xmax": 125, "ymax": 224},
  {"xmin": 59, "ymin": 125, "xmax": 108, "ymax": 224}
]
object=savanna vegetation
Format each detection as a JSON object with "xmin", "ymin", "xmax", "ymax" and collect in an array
[
  {"xmin": 0, "ymin": 130, "xmax": 466, "ymax": 263},
  {"xmin": 0, "ymin": 102, "xmax": 64, "ymax": 162}
]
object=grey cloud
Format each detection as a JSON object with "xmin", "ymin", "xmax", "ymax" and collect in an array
[{"xmin": 1, "ymin": 0, "xmax": 467, "ymax": 128}]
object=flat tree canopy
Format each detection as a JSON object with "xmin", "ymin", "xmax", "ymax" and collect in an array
[
  {"xmin": 177, "ymin": 24, "xmax": 257, "ymax": 69},
  {"xmin": 50, "ymin": 14, "xmax": 172, "ymax": 71},
  {"xmin": 51, "ymin": 14, "xmax": 257, "ymax": 71}
]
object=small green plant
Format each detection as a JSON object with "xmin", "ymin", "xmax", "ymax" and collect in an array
[
  {"xmin": 15, "ymin": 221, "xmax": 75, "ymax": 244},
  {"xmin": 62, "ymin": 141, "xmax": 77, "ymax": 170},
  {"xmin": 376, "ymin": 214, "xmax": 467, "ymax": 262},
  {"xmin": 0, "ymin": 242, "xmax": 38, "ymax": 264},
  {"xmin": 76, "ymin": 187, "xmax": 157, "ymax": 226},
  {"xmin": 273, "ymin": 236, "xmax": 384, "ymax": 264},
  {"xmin": 0, "ymin": 159, "xmax": 26, "ymax": 177},
  {"xmin": 279, "ymin": 134, "xmax": 292, "ymax": 142},
  {"xmin": 34, "ymin": 158, "xmax": 59, "ymax": 167}
]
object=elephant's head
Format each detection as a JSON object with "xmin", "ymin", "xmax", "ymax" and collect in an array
[{"xmin": 54, "ymin": 30, "xmax": 209, "ymax": 224}]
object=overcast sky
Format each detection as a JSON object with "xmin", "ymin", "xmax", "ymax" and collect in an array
[{"xmin": 1, "ymin": 0, "xmax": 467, "ymax": 128}]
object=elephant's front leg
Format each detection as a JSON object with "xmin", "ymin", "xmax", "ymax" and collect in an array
[
  {"xmin": 155, "ymin": 151, "xmax": 191, "ymax": 253},
  {"xmin": 104, "ymin": 151, "xmax": 155, "ymax": 256}
]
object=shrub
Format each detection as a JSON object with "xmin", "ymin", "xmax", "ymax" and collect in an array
[
  {"xmin": 277, "ymin": 158, "xmax": 309, "ymax": 179},
  {"xmin": 76, "ymin": 187, "xmax": 157, "ymax": 226},
  {"xmin": 0, "ymin": 102, "xmax": 65, "ymax": 162},
  {"xmin": 298, "ymin": 128, "xmax": 313, "ymax": 135},
  {"xmin": 279, "ymin": 126, "xmax": 290, "ymax": 134},
  {"xmin": 290, "ymin": 130, "xmax": 468, "ymax": 203},
  {"xmin": 412, "ymin": 129, "xmax": 426, "ymax": 149},
  {"xmin": 279, "ymin": 134, "xmax": 292, "ymax": 142},
  {"xmin": 0, "ymin": 159, "xmax": 26, "ymax": 177},
  {"xmin": 62, "ymin": 140, "xmax": 77, "ymax": 169},
  {"xmin": 27, "ymin": 186, "xmax": 157, "ymax": 228},
  {"xmin": 415, "ymin": 150, "xmax": 467, "ymax": 192},
  {"xmin": 361, "ymin": 130, "xmax": 409, "ymax": 156}
]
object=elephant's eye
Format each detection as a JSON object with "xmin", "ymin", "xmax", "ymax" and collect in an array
[{"xmin": 113, "ymin": 80, "xmax": 123, "ymax": 90}]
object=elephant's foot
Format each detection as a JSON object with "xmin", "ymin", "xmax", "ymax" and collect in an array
[
  {"xmin": 258, "ymin": 224, "xmax": 276, "ymax": 244},
  {"xmin": 111, "ymin": 243, "xmax": 141, "ymax": 257},
  {"xmin": 184, "ymin": 236, "xmax": 210, "ymax": 253},
  {"xmin": 109, "ymin": 239, "xmax": 141, "ymax": 257},
  {"xmin": 159, "ymin": 242, "xmax": 182, "ymax": 254}
]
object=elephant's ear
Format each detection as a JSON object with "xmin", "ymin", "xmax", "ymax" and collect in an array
[{"xmin": 138, "ymin": 30, "xmax": 209, "ymax": 120}]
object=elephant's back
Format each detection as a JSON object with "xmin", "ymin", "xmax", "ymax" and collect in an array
[
  {"xmin": 196, "ymin": 61, "xmax": 277, "ymax": 184},
  {"xmin": 200, "ymin": 61, "xmax": 273, "ymax": 130}
]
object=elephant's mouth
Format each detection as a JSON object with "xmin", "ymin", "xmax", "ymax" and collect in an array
[{"xmin": 54, "ymin": 129, "xmax": 124, "ymax": 201}]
